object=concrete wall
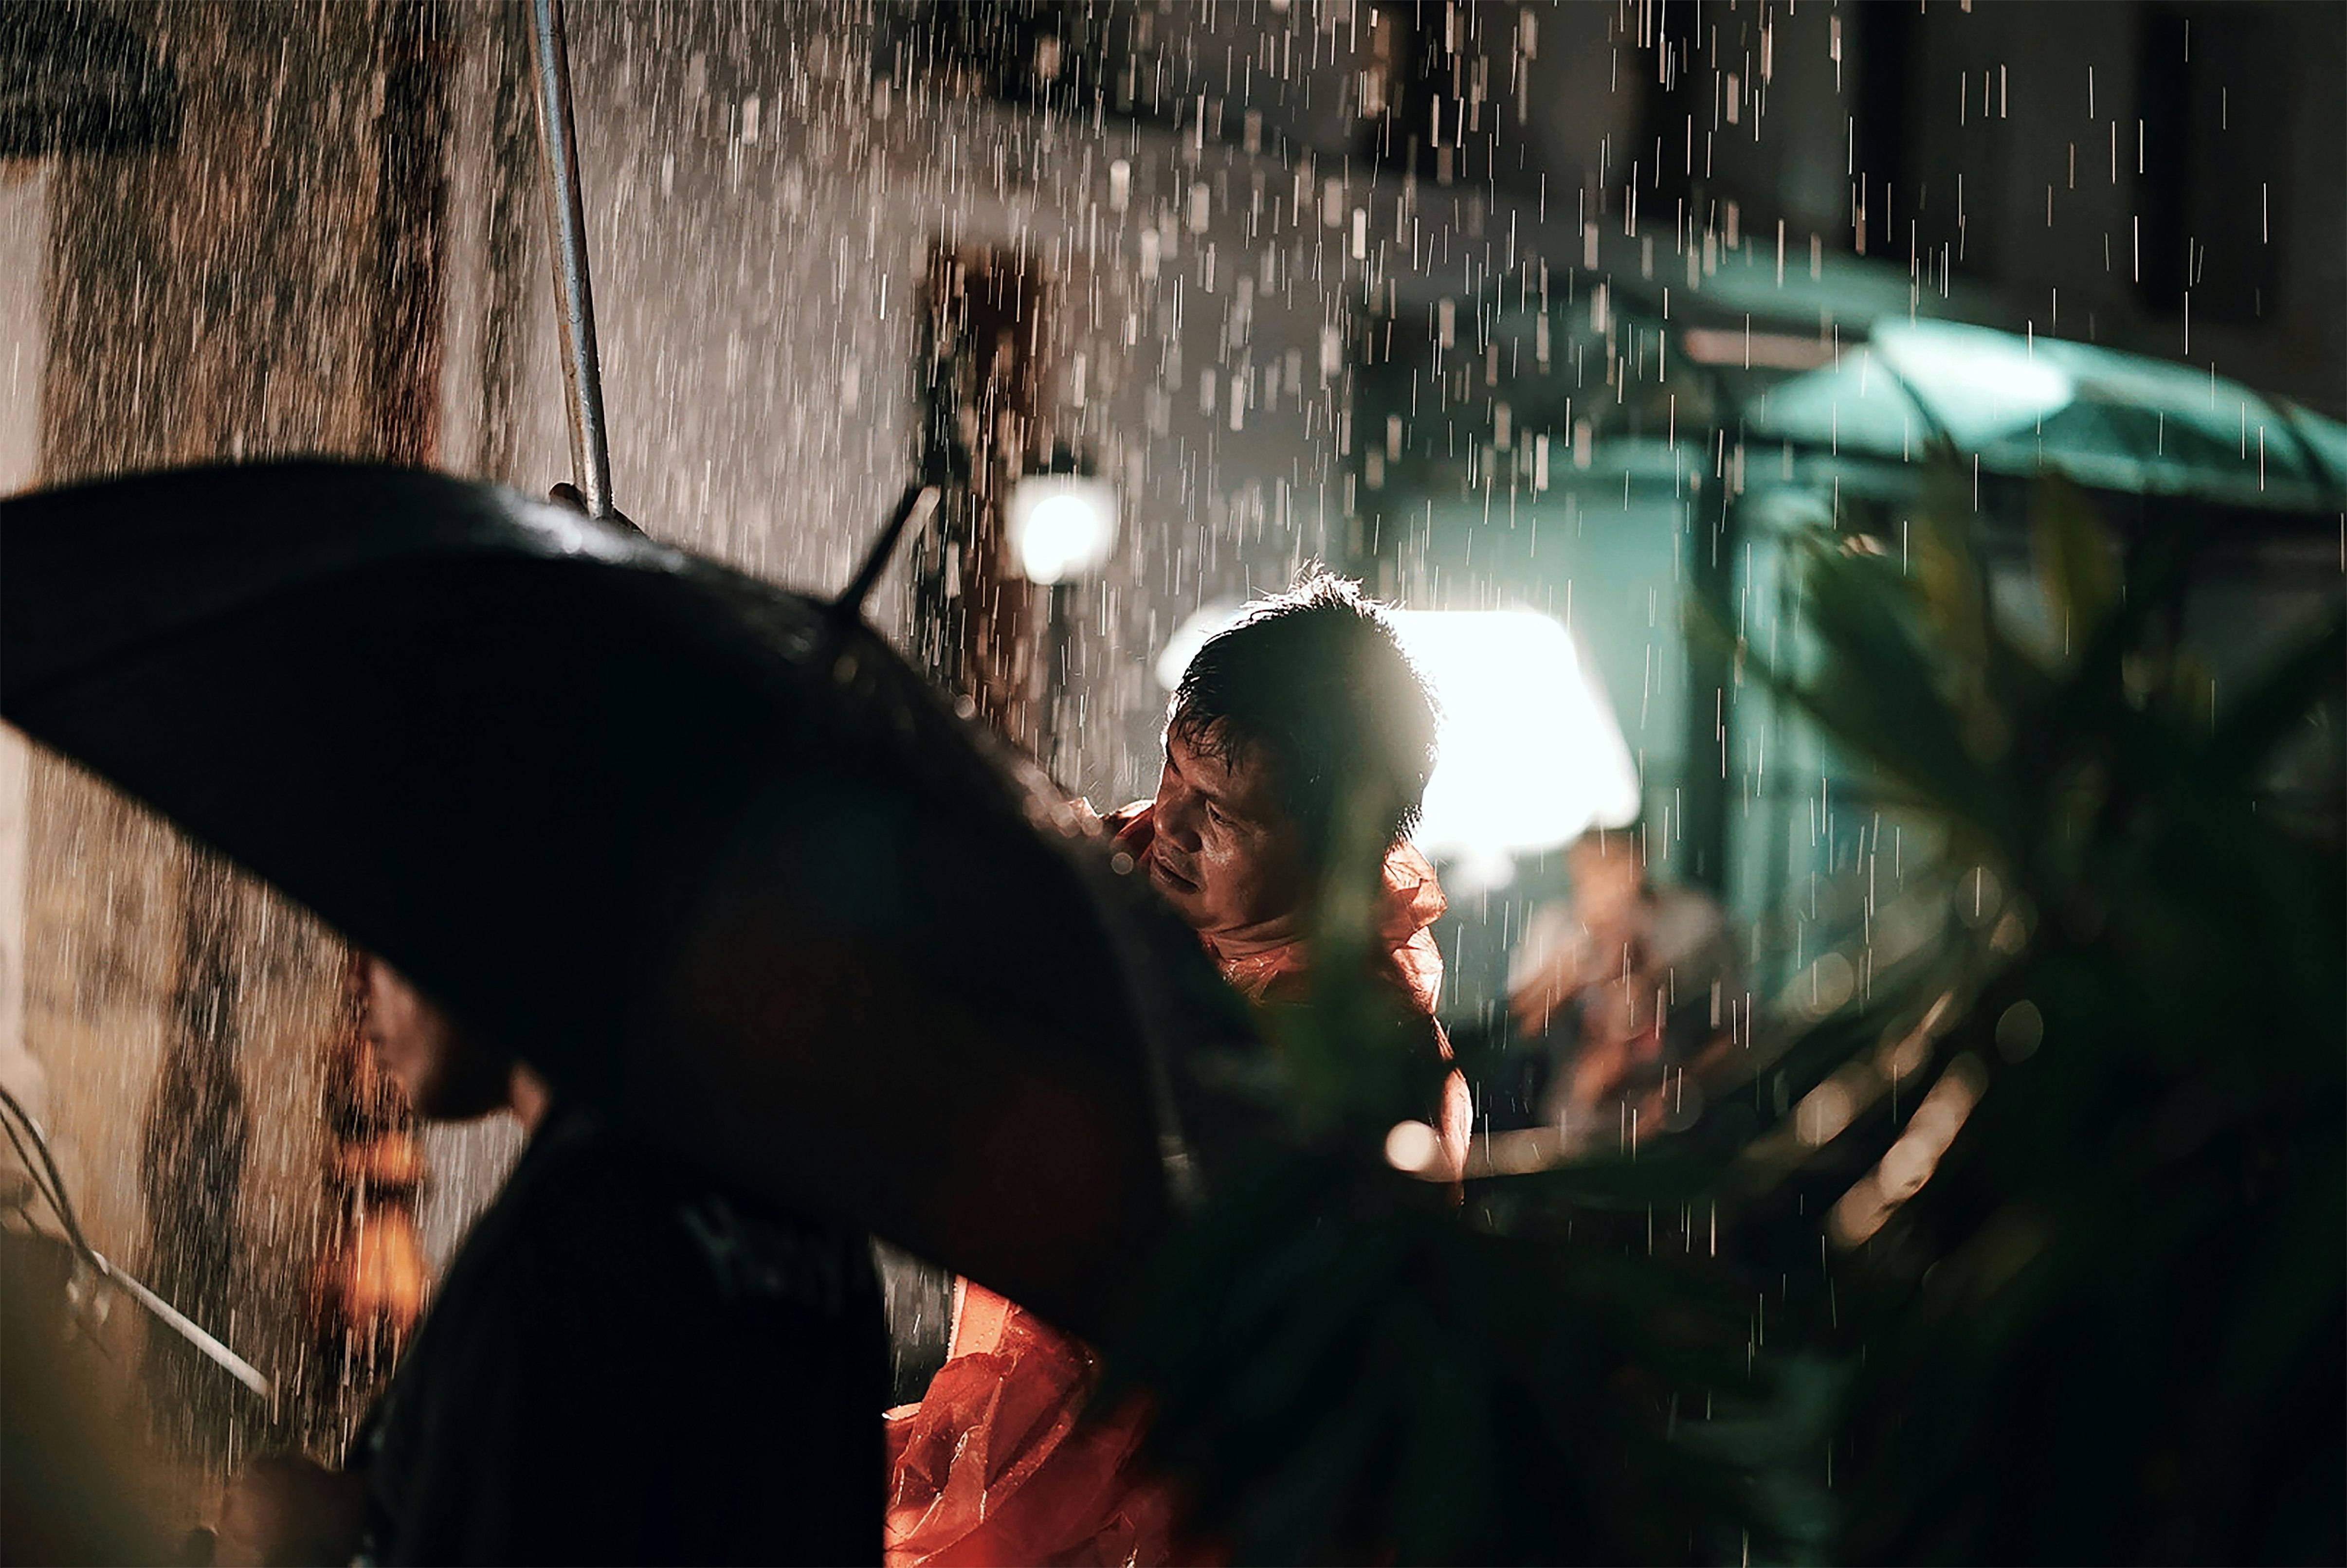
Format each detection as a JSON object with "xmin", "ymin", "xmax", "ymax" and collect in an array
[{"xmin": 550, "ymin": 0, "xmax": 1373, "ymax": 808}]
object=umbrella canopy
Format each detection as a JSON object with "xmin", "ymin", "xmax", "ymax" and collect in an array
[
  {"xmin": 0, "ymin": 460, "xmax": 1257, "ymax": 1335},
  {"xmin": 1745, "ymin": 319, "xmax": 2347, "ymax": 511}
]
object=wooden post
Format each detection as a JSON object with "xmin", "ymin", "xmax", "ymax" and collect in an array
[
  {"xmin": 914, "ymin": 246, "xmax": 1051, "ymax": 755},
  {"xmin": 303, "ymin": 0, "xmax": 456, "ymax": 1448},
  {"xmin": 885, "ymin": 243, "xmax": 1055, "ymax": 1402}
]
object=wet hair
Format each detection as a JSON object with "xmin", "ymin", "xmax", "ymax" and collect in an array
[{"xmin": 1169, "ymin": 572, "xmax": 1438, "ymax": 868}]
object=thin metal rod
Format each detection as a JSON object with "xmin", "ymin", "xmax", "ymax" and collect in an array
[
  {"xmin": 99, "ymin": 1251, "xmax": 275, "ymax": 1402},
  {"xmin": 833, "ymin": 486, "xmax": 940, "ymax": 621},
  {"xmin": 528, "ymin": 0, "xmax": 614, "ymax": 520}
]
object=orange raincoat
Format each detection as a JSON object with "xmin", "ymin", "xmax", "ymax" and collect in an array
[{"xmin": 881, "ymin": 805, "xmax": 1456, "ymax": 1567}]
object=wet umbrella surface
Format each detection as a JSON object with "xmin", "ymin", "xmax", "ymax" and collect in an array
[{"xmin": 0, "ymin": 458, "xmax": 1257, "ymax": 1337}]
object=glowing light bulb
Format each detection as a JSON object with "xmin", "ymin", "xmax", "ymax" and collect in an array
[{"xmin": 1007, "ymin": 475, "xmax": 1118, "ymax": 584}]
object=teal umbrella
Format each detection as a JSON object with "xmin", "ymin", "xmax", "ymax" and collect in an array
[{"xmin": 1747, "ymin": 319, "xmax": 2347, "ymax": 510}]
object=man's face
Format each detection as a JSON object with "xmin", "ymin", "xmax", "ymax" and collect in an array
[
  {"xmin": 1569, "ymin": 834, "xmax": 1646, "ymax": 921},
  {"xmin": 361, "ymin": 957, "xmax": 515, "ymax": 1122},
  {"xmin": 1146, "ymin": 722, "xmax": 1312, "ymax": 936}
]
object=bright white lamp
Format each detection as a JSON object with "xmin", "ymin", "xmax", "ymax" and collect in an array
[{"xmin": 1007, "ymin": 474, "xmax": 1119, "ymax": 584}]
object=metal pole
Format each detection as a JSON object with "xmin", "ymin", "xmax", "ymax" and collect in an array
[{"xmin": 528, "ymin": 0, "xmax": 614, "ymax": 520}]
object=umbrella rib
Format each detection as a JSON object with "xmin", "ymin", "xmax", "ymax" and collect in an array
[{"xmin": 832, "ymin": 486, "xmax": 940, "ymax": 623}]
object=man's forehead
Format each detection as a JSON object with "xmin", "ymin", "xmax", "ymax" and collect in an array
[{"xmin": 1167, "ymin": 723, "xmax": 1281, "ymax": 812}]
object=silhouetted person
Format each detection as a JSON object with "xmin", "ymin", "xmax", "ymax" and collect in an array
[
  {"xmin": 1509, "ymin": 823, "xmax": 1741, "ymax": 1140},
  {"xmin": 216, "ymin": 958, "xmax": 885, "ymax": 1566}
]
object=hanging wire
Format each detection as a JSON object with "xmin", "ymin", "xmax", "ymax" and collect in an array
[{"xmin": 0, "ymin": 1081, "xmax": 273, "ymax": 1402}]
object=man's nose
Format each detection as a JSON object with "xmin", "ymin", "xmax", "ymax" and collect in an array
[{"xmin": 1156, "ymin": 795, "xmax": 1202, "ymax": 847}]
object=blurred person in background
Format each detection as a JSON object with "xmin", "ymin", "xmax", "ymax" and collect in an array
[
  {"xmin": 213, "ymin": 957, "xmax": 885, "ymax": 1566},
  {"xmin": 1508, "ymin": 822, "xmax": 1742, "ymax": 1142},
  {"xmin": 883, "ymin": 574, "xmax": 1466, "ymax": 1567}
]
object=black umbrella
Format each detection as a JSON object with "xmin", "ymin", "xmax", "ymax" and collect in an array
[{"xmin": 0, "ymin": 459, "xmax": 1256, "ymax": 1335}]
